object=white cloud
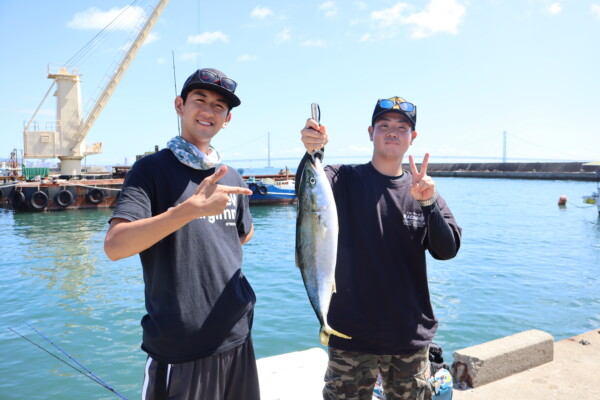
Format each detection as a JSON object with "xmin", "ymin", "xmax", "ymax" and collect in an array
[
  {"xmin": 277, "ymin": 28, "xmax": 291, "ymax": 43},
  {"xmin": 359, "ymin": 33, "xmax": 371, "ymax": 42},
  {"xmin": 320, "ymin": 1, "xmax": 338, "ymax": 17},
  {"xmin": 370, "ymin": 0, "xmax": 465, "ymax": 39},
  {"xmin": 370, "ymin": 2, "xmax": 411, "ymax": 27},
  {"xmin": 549, "ymin": 3, "xmax": 562, "ymax": 15},
  {"xmin": 156, "ymin": 57, "xmax": 166, "ymax": 64},
  {"xmin": 592, "ymin": 4, "xmax": 600, "ymax": 19},
  {"xmin": 238, "ymin": 54, "xmax": 257, "ymax": 62},
  {"xmin": 301, "ymin": 39, "xmax": 327, "ymax": 47},
  {"xmin": 403, "ymin": 0, "xmax": 466, "ymax": 38},
  {"xmin": 251, "ymin": 6, "xmax": 273, "ymax": 19},
  {"xmin": 67, "ymin": 6, "xmax": 146, "ymax": 30},
  {"xmin": 187, "ymin": 32, "xmax": 229, "ymax": 44},
  {"xmin": 144, "ymin": 32, "xmax": 160, "ymax": 45}
]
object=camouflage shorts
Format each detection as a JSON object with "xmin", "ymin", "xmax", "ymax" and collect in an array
[{"xmin": 323, "ymin": 346, "xmax": 432, "ymax": 400}]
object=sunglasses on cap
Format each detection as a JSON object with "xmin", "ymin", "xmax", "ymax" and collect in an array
[
  {"xmin": 198, "ymin": 69, "xmax": 237, "ymax": 92},
  {"xmin": 377, "ymin": 98, "xmax": 415, "ymax": 112}
]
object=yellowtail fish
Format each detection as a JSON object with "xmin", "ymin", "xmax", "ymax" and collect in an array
[{"xmin": 295, "ymin": 153, "xmax": 351, "ymax": 346}]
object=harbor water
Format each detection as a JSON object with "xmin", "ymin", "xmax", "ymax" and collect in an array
[{"xmin": 1, "ymin": 177, "xmax": 599, "ymax": 399}]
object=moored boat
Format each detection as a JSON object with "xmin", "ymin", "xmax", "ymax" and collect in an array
[
  {"xmin": 582, "ymin": 190, "xmax": 599, "ymax": 215},
  {"xmin": 3, "ymin": 1, "xmax": 167, "ymax": 213},
  {"xmin": 0, "ymin": 177, "xmax": 122, "ymax": 212},
  {"xmin": 246, "ymin": 176, "xmax": 297, "ymax": 205},
  {"xmin": 582, "ymin": 162, "xmax": 600, "ymax": 215}
]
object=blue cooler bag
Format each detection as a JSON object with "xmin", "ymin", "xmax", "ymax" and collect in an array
[
  {"xmin": 429, "ymin": 368, "xmax": 453, "ymax": 399},
  {"xmin": 429, "ymin": 342, "xmax": 453, "ymax": 399}
]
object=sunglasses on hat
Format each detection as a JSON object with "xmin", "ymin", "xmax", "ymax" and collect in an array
[
  {"xmin": 377, "ymin": 98, "xmax": 415, "ymax": 112},
  {"xmin": 198, "ymin": 69, "xmax": 237, "ymax": 92}
]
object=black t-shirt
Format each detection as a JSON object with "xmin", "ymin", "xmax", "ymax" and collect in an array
[
  {"xmin": 297, "ymin": 155, "xmax": 461, "ymax": 354},
  {"xmin": 111, "ymin": 149, "xmax": 255, "ymax": 363}
]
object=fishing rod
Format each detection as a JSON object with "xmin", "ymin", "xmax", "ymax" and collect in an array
[
  {"xmin": 9, "ymin": 321, "xmax": 128, "ymax": 400},
  {"xmin": 172, "ymin": 49, "xmax": 181, "ymax": 136}
]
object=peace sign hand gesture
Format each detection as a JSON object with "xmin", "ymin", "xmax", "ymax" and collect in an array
[{"xmin": 409, "ymin": 153, "xmax": 436, "ymax": 201}]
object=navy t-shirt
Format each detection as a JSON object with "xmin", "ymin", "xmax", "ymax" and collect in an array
[
  {"xmin": 111, "ymin": 149, "xmax": 255, "ymax": 363},
  {"xmin": 297, "ymin": 155, "xmax": 461, "ymax": 354}
]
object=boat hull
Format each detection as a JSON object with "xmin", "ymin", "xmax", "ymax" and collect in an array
[
  {"xmin": 0, "ymin": 179, "xmax": 123, "ymax": 212},
  {"xmin": 247, "ymin": 181, "xmax": 297, "ymax": 205}
]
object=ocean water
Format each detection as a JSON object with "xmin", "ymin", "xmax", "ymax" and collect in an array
[{"xmin": 0, "ymin": 177, "xmax": 599, "ymax": 399}]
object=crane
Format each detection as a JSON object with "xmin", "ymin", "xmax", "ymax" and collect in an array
[{"xmin": 23, "ymin": 0, "xmax": 169, "ymax": 177}]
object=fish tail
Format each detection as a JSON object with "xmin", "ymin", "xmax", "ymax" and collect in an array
[
  {"xmin": 320, "ymin": 325, "xmax": 352, "ymax": 346},
  {"xmin": 319, "ymin": 329, "xmax": 331, "ymax": 346}
]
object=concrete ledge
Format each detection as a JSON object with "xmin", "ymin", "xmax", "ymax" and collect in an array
[
  {"xmin": 429, "ymin": 170, "xmax": 598, "ymax": 181},
  {"xmin": 257, "ymin": 347, "xmax": 328, "ymax": 399},
  {"xmin": 452, "ymin": 330, "xmax": 554, "ymax": 388}
]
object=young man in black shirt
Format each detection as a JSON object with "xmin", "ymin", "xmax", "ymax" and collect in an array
[
  {"xmin": 298, "ymin": 96, "xmax": 462, "ymax": 400},
  {"xmin": 105, "ymin": 68, "xmax": 259, "ymax": 400}
]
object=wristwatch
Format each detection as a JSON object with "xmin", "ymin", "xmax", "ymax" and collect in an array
[{"xmin": 418, "ymin": 191, "xmax": 438, "ymax": 207}]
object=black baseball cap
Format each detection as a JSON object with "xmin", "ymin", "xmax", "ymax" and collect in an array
[
  {"xmin": 371, "ymin": 96, "xmax": 417, "ymax": 128},
  {"xmin": 180, "ymin": 68, "xmax": 241, "ymax": 108}
]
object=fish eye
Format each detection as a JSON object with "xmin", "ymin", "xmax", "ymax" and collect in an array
[{"xmin": 309, "ymin": 177, "xmax": 316, "ymax": 185}]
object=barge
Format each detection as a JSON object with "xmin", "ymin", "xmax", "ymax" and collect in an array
[
  {"xmin": 0, "ymin": 174, "xmax": 122, "ymax": 212},
  {"xmin": 0, "ymin": 169, "xmax": 296, "ymax": 211}
]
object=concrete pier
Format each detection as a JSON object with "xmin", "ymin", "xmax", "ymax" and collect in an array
[
  {"xmin": 452, "ymin": 330, "xmax": 554, "ymax": 388},
  {"xmin": 453, "ymin": 329, "xmax": 600, "ymax": 400},
  {"xmin": 426, "ymin": 162, "xmax": 600, "ymax": 181},
  {"xmin": 257, "ymin": 347, "xmax": 328, "ymax": 399},
  {"xmin": 256, "ymin": 329, "xmax": 600, "ymax": 400}
]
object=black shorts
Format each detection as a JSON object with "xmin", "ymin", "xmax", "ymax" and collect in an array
[{"xmin": 142, "ymin": 337, "xmax": 260, "ymax": 400}]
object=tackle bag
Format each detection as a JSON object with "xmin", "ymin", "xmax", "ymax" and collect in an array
[{"xmin": 429, "ymin": 342, "xmax": 453, "ymax": 399}]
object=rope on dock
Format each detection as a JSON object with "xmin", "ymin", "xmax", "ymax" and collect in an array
[
  {"xmin": 0, "ymin": 183, "xmax": 20, "ymax": 189},
  {"xmin": 1, "ymin": 181, "xmax": 122, "ymax": 192},
  {"xmin": 69, "ymin": 183, "xmax": 122, "ymax": 192}
]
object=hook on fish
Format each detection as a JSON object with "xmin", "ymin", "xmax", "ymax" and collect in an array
[{"xmin": 8, "ymin": 320, "xmax": 128, "ymax": 400}]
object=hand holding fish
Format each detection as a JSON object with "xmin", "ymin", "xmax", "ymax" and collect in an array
[
  {"xmin": 188, "ymin": 165, "xmax": 252, "ymax": 217},
  {"xmin": 409, "ymin": 153, "xmax": 436, "ymax": 201},
  {"xmin": 301, "ymin": 118, "xmax": 328, "ymax": 154}
]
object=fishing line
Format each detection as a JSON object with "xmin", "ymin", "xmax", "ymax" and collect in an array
[
  {"xmin": 172, "ymin": 49, "xmax": 181, "ymax": 136},
  {"xmin": 9, "ymin": 322, "xmax": 128, "ymax": 400},
  {"xmin": 197, "ymin": 0, "xmax": 201, "ymax": 67},
  {"xmin": 8, "ymin": 328, "xmax": 105, "ymax": 387}
]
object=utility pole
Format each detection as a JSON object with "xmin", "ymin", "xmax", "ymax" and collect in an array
[
  {"xmin": 267, "ymin": 132, "xmax": 271, "ymax": 168},
  {"xmin": 502, "ymin": 131, "xmax": 507, "ymax": 163}
]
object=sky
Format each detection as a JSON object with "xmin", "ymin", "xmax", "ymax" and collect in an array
[{"xmin": 1, "ymin": 0, "xmax": 599, "ymax": 171}]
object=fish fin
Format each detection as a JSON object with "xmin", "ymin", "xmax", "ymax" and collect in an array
[
  {"xmin": 329, "ymin": 328, "xmax": 352, "ymax": 340},
  {"xmin": 320, "ymin": 329, "xmax": 330, "ymax": 346},
  {"xmin": 332, "ymin": 279, "xmax": 336, "ymax": 294},
  {"xmin": 321, "ymin": 325, "xmax": 352, "ymax": 344}
]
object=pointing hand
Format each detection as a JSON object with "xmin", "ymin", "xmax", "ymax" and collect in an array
[{"xmin": 189, "ymin": 165, "xmax": 252, "ymax": 217}]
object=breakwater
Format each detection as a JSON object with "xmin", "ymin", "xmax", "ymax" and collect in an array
[{"xmin": 426, "ymin": 162, "xmax": 600, "ymax": 181}]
